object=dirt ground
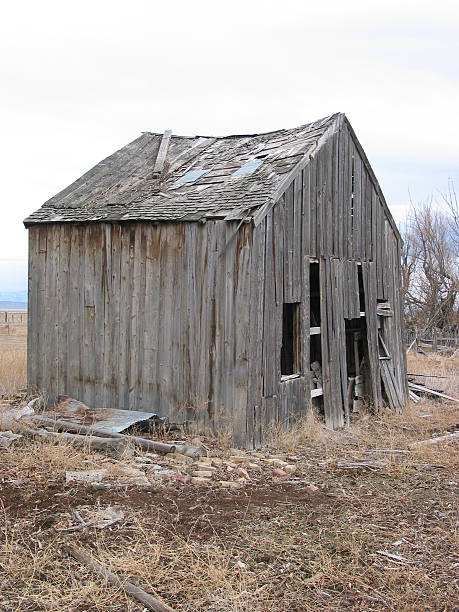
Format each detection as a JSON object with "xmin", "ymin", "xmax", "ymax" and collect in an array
[{"xmin": 0, "ymin": 350, "xmax": 458, "ymax": 611}]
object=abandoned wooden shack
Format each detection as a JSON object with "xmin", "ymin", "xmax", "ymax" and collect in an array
[{"xmin": 24, "ymin": 113, "xmax": 407, "ymax": 447}]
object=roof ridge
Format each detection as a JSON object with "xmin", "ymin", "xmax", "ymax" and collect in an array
[{"xmin": 140, "ymin": 113, "xmax": 340, "ymax": 141}]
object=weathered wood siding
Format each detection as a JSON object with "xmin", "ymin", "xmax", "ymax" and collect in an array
[
  {"xmin": 249, "ymin": 118, "xmax": 407, "ymax": 437},
  {"xmin": 27, "ymin": 220, "xmax": 253, "ymax": 444},
  {"xmin": 28, "ymin": 118, "xmax": 406, "ymax": 447}
]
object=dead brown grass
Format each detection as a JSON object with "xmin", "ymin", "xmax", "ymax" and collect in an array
[
  {"xmin": 407, "ymin": 350, "xmax": 459, "ymax": 396},
  {"xmin": 0, "ymin": 338, "xmax": 27, "ymax": 395},
  {"xmin": 0, "ymin": 350, "xmax": 457, "ymax": 611}
]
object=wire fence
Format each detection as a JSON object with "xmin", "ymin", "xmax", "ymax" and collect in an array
[
  {"xmin": 406, "ymin": 326, "xmax": 459, "ymax": 353},
  {"xmin": 0, "ymin": 311, "xmax": 28, "ymax": 335}
]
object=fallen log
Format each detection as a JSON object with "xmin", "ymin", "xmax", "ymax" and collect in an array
[
  {"xmin": 64, "ymin": 544, "xmax": 175, "ymax": 612},
  {"xmin": 13, "ymin": 422, "xmax": 128, "ymax": 456},
  {"xmin": 27, "ymin": 416, "xmax": 117, "ymax": 438},
  {"xmin": 28, "ymin": 415, "xmax": 202, "ymax": 457},
  {"xmin": 411, "ymin": 431, "xmax": 459, "ymax": 448},
  {"xmin": 28, "ymin": 415, "xmax": 175, "ymax": 454}
]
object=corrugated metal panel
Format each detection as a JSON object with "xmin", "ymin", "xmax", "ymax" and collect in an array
[{"xmin": 42, "ymin": 396, "xmax": 159, "ymax": 434}]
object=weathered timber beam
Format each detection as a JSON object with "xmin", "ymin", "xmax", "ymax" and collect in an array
[
  {"xmin": 28, "ymin": 415, "xmax": 203, "ymax": 457},
  {"xmin": 407, "ymin": 383, "xmax": 459, "ymax": 403},
  {"xmin": 153, "ymin": 130, "xmax": 172, "ymax": 175},
  {"xmin": 411, "ymin": 432, "xmax": 459, "ymax": 447},
  {"xmin": 14, "ymin": 422, "xmax": 128, "ymax": 455},
  {"xmin": 65, "ymin": 544, "xmax": 176, "ymax": 612}
]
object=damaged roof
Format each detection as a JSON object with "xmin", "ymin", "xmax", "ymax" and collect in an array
[{"xmin": 24, "ymin": 113, "xmax": 340, "ymax": 225}]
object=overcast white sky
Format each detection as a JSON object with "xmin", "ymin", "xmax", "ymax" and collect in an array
[{"xmin": 1, "ymin": 0, "xmax": 458, "ymax": 292}]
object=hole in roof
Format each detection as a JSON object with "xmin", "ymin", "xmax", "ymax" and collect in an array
[
  {"xmin": 177, "ymin": 169, "xmax": 209, "ymax": 184},
  {"xmin": 232, "ymin": 159, "xmax": 263, "ymax": 177}
]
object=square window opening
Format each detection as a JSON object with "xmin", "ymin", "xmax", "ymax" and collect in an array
[{"xmin": 281, "ymin": 302, "xmax": 301, "ymax": 375}]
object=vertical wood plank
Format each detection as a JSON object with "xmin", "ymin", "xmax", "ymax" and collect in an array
[
  {"xmin": 363, "ymin": 261, "xmax": 382, "ymax": 409},
  {"xmin": 57, "ymin": 224, "xmax": 70, "ymax": 396},
  {"xmin": 249, "ymin": 222, "xmax": 266, "ymax": 447},
  {"xmin": 263, "ymin": 210, "xmax": 275, "ymax": 399},
  {"xmin": 337, "ymin": 128, "xmax": 345, "ymax": 259},
  {"xmin": 27, "ymin": 228, "xmax": 39, "ymax": 390},
  {"xmin": 83, "ymin": 225, "xmax": 96, "ymax": 406},
  {"xmin": 319, "ymin": 257, "xmax": 331, "ymax": 424},
  {"xmin": 145, "ymin": 224, "xmax": 161, "ymax": 412},
  {"xmin": 102, "ymin": 224, "xmax": 115, "ymax": 407},
  {"xmin": 317, "ymin": 151, "xmax": 324, "ymax": 257},
  {"xmin": 284, "ymin": 188, "xmax": 294, "ymax": 302},
  {"xmin": 232, "ymin": 223, "xmax": 252, "ymax": 446},
  {"xmin": 341, "ymin": 129, "xmax": 351, "ymax": 260},
  {"xmin": 118, "ymin": 225, "xmax": 133, "ymax": 408},
  {"xmin": 93, "ymin": 225, "xmax": 105, "ymax": 406},
  {"xmin": 309, "ymin": 157, "xmax": 317, "ymax": 258},
  {"xmin": 353, "ymin": 145, "xmax": 361, "ymax": 260},
  {"xmin": 302, "ymin": 167, "xmax": 310, "ymax": 258},
  {"xmin": 293, "ymin": 175, "xmax": 303, "ymax": 299},
  {"xmin": 196, "ymin": 223, "xmax": 210, "ymax": 422}
]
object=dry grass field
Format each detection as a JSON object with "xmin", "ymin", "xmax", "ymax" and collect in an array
[
  {"xmin": 0, "ymin": 324, "xmax": 27, "ymax": 395},
  {"xmin": 0, "ymin": 334, "xmax": 458, "ymax": 611}
]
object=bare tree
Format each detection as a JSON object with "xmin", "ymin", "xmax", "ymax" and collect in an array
[
  {"xmin": 441, "ymin": 178, "xmax": 459, "ymax": 254},
  {"xmin": 401, "ymin": 187, "xmax": 458, "ymax": 331}
]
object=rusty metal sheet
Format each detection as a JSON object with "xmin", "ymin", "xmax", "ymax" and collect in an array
[{"xmin": 42, "ymin": 396, "xmax": 159, "ymax": 434}]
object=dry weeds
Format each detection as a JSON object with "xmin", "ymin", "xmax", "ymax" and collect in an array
[
  {"xmin": 0, "ymin": 338, "xmax": 27, "ymax": 395},
  {"xmin": 0, "ymin": 348, "xmax": 457, "ymax": 611}
]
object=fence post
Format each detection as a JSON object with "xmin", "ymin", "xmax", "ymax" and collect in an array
[{"xmin": 433, "ymin": 328, "xmax": 438, "ymax": 352}]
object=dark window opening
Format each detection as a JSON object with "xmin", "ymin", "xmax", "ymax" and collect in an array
[
  {"xmin": 357, "ymin": 265, "xmax": 365, "ymax": 312},
  {"xmin": 281, "ymin": 302, "xmax": 301, "ymax": 375},
  {"xmin": 310, "ymin": 262, "xmax": 321, "ymax": 326}
]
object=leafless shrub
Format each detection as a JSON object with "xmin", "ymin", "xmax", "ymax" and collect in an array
[{"xmin": 401, "ymin": 185, "xmax": 459, "ymax": 331}]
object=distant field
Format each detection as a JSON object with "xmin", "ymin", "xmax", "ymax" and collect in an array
[
  {"xmin": 0, "ymin": 325, "xmax": 27, "ymax": 394},
  {"xmin": 0, "ymin": 311, "xmax": 27, "ymax": 349},
  {"xmin": 0, "ymin": 328, "xmax": 27, "ymax": 347}
]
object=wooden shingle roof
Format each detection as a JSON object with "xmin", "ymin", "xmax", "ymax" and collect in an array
[{"xmin": 24, "ymin": 114, "xmax": 339, "ymax": 225}]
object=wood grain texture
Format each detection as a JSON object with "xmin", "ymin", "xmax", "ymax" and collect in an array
[{"xmin": 27, "ymin": 116, "xmax": 407, "ymax": 446}]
